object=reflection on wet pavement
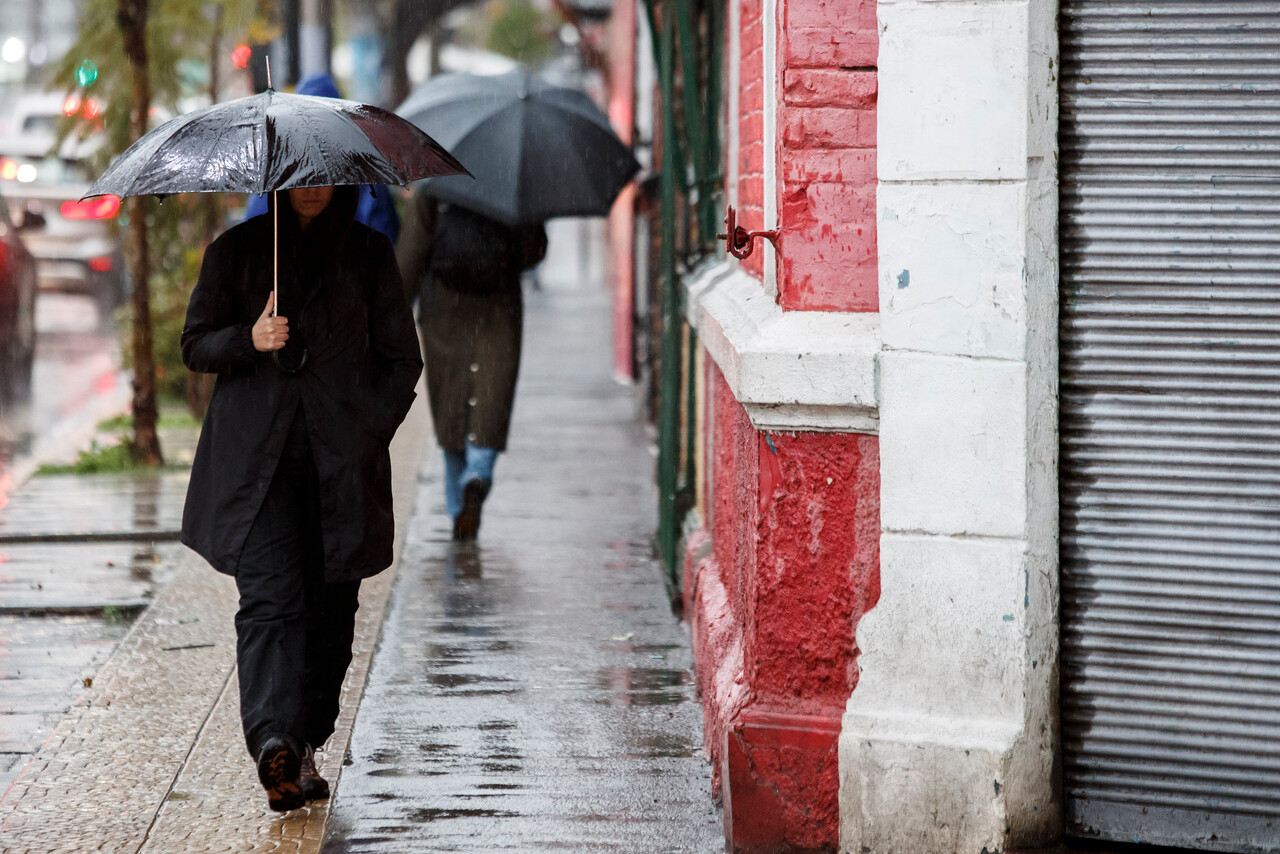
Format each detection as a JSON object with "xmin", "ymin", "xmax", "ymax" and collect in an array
[{"xmin": 322, "ymin": 291, "xmax": 722, "ymax": 852}]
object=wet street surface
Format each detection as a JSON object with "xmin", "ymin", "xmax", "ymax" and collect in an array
[
  {"xmin": 322, "ymin": 288, "xmax": 723, "ymax": 852},
  {"xmin": 0, "ymin": 294, "xmax": 128, "ymax": 503}
]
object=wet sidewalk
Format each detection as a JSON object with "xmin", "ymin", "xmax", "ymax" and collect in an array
[
  {"xmin": 322, "ymin": 284, "xmax": 722, "ymax": 852},
  {"xmin": 0, "ymin": 256, "xmax": 722, "ymax": 851}
]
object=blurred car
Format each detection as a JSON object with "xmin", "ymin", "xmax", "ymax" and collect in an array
[
  {"xmin": 0, "ymin": 93, "xmax": 124, "ymax": 319},
  {"xmin": 0, "ymin": 189, "xmax": 38, "ymax": 401}
]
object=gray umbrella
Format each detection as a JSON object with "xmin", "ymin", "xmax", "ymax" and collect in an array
[{"xmin": 395, "ymin": 69, "xmax": 640, "ymax": 225}]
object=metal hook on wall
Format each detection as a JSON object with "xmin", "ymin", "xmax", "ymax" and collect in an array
[{"xmin": 716, "ymin": 204, "xmax": 780, "ymax": 260}]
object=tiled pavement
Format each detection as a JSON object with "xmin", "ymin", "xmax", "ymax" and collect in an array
[{"xmin": 0, "ymin": 391, "xmax": 429, "ymax": 853}]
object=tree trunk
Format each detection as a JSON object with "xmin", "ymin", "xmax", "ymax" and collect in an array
[
  {"xmin": 384, "ymin": 0, "xmax": 479, "ymax": 108},
  {"xmin": 118, "ymin": 0, "xmax": 163, "ymax": 466}
]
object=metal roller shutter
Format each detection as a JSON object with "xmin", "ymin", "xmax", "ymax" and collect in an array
[{"xmin": 1060, "ymin": 3, "xmax": 1280, "ymax": 851}]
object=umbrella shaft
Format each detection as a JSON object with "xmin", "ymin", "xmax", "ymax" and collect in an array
[{"xmin": 273, "ymin": 190, "xmax": 278, "ymax": 316}]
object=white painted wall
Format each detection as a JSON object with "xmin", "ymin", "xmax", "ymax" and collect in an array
[{"xmin": 839, "ymin": 0, "xmax": 1060, "ymax": 851}]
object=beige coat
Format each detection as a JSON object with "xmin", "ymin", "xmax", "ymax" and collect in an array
[{"xmin": 396, "ymin": 192, "xmax": 546, "ymax": 452}]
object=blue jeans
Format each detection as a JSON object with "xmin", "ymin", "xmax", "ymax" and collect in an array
[{"xmin": 443, "ymin": 442, "xmax": 498, "ymax": 520}]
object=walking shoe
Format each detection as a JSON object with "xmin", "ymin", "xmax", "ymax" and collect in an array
[
  {"xmin": 299, "ymin": 743, "xmax": 330, "ymax": 801},
  {"xmin": 452, "ymin": 477, "xmax": 490, "ymax": 541},
  {"xmin": 256, "ymin": 735, "xmax": 304, "ymax": 812}
]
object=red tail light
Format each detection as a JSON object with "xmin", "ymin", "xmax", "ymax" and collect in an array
[
  {"xmin": 88, "ymin": 255, "xmax": 113, "ymax": 272},
  {"xmin": 61, "ymin": 195, "xmax": 120, "ymax": 220}
]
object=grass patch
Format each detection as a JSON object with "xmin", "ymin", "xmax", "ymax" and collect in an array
[
  {"xmin": 36, "ymin": 397, "xmax": 200, "ymax": 476},
  {"xmin": 95, "ymin": 399, "xmax": 200, "ymax": 434},
  {"xmin": 36, "ymin": 440, "xmax": 139, "ymax": 475}
]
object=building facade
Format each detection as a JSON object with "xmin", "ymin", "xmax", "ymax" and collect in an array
[{"xmin": 628, "ymin": 0, "xmax": 1280, "ymax": 852}]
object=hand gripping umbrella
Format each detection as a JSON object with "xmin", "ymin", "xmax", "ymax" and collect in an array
[
  {"xmin": 84, "ymin": 78, "xmax": 469, "ymax": 313},
  {"xmin": 395, "ymin": 69, "xmax": 638, "ymax": 226}
]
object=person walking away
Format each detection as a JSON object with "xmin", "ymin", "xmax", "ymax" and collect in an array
[
  {"xmin": 397, "ymin": 191, "xmax": 547, "ymax": 539},
  {"xmin": 242, "ymin": 73, "xmax": 401, "ymax": 243},
  {"xmin": 180, "ymin": 185, "xmax": 422, "ymax": 811}
]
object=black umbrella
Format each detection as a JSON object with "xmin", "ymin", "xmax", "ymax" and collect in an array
[
  {"xmin": 85, "ymin": 84, "xmax": 469, "ymax": 309},
  {"xmin": 86, "ymin": 89, "xmax": 466, "ymax": 198},
  {"xmin": 395, "ymin": 70, "xmax": 639, "ymax": 226}
]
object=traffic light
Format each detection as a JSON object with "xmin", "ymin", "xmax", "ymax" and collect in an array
[
  {"xmin": 232, "ymin": 45, "xmax": 252, "ymax": 70},
  {"xmin": 75, "ymin": 59, "xmax": 98, "ymax": 88}
]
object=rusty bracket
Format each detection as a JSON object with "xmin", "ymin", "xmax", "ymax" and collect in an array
[{"xmin": 716, "ymin": 204, "xmax": 779, "ymax": 260}]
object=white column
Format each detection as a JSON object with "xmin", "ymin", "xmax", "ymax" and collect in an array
[{"xmin": 839, "ymin": 0, "xmax": 1060, "ymax": 851}]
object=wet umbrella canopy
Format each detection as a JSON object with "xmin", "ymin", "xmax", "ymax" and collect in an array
[
  {"xmin": 84, "ymin": 89, "xmax": 468, "ymax": 200},
  {"xmin": 84, "ymin": 86, "xmax": 468, "ymax": 314},
  {"xmin": 396, "ymin": 69, "xmax": 639, "ymax": 226}
]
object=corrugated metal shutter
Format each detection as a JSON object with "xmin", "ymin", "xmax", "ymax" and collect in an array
[{"xmin": 1060, "ymin": 3, "xmax": 1280, "ymax": 851}]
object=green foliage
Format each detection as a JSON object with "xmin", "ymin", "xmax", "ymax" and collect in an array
[
  {"xmin": 51, "ymin": 0, "xmax": 259, "ymax": 416},
  {"xmin": 39, "ymin": 397, "xmax": 196, "ymax": 475},
  {"xmin": 114, "ymin": 197, "xmax": 209, "ymax": 402},
  {"xmin": 37, "ymin": 439, "xmax": 138, "ymax": 475},
  {"xmin": 96, "ymin": 400, "xmax": 201, "ymax": 433},
  {"xmin": 483, "ymin": 0, "xmax": 561, "ymax": 65}
]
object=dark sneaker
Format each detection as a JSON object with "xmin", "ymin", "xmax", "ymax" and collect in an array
[
  {"xmin": 257, "ymin": 735, "xmax": 304, "ymax": 812},
  {"xmin": 452, "ymin": 477, "xmax": 491, "ymax": 541},
  {"xmin": 299, "ymin": 743, "xmax": 330, "ymax": 801}
]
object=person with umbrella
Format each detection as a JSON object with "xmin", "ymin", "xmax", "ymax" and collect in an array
[
  {"xmin": 398, "ymin": 192, "xmax": 546, "ymax": 540},
  {"xmin": 85, "ymin": 82, "xmax": 465, "ymax": 811},
  {"xmin": 395, "ymin": 70, "xmax": 639, "ymax": 540}
]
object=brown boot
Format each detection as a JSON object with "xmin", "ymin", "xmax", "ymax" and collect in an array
[
  {"xmin": 257, "ymin": 735, "xmax": 304, "ymax": 812},
  {"xmin": 299, "ymin": 743, "xmax": 330, "ymax": 801}
]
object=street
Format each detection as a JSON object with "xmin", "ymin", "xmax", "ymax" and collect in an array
[{"xmin": 0, "ymin": 294, "xmax": 129, "ymax": 501}]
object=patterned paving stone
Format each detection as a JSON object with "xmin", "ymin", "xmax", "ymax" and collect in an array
[{"xmin": 0, "ymin": 397, "xmax": 428, "ymax": 854}]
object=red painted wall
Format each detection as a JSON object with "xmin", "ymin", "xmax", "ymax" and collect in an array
[
  {"xmin": 686, "ymin": 364, "xmax": 880, "ymax": 851},
  {"xmin": 608, "ymin": 0, "xmax": 638, "ymax": 380},
  {"xmin": 778, "ymin": 0, "xmax": 878, "ymax": 312},
  {"xmin": 683, "ymin": 0, "xmax": 880, "ymax": 848}
]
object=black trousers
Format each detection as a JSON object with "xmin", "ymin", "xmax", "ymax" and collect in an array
[{"xmin": 234, "ymin": 405, "xmax": 361, "ymax": 757}]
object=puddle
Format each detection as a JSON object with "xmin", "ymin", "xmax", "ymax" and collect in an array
[{"xmin": 404, "ymin": 807, "xmax": 520, "ymax": 822}]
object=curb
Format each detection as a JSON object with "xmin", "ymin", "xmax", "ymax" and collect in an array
[{"xmin": 0, "ymin": 530, "xmax": 182, "ymax": 544}]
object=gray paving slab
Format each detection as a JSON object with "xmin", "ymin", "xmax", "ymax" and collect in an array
[
  {"xmin": 0, "ymin": 470, "xmax": 188, "ymax": 540},
  {"xmin": 0, "ymin": 541, "xmax": 173, "ymax": 613},
  {"xmin": 321, "ymin": 289, "xmax": 723, "ymax": 853}
]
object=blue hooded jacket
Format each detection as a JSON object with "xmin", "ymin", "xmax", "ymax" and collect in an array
[{"xmin": 243, "ymin": 73, "xmax": 401, "ymax": 243}]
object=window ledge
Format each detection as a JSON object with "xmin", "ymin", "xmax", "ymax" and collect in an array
[{"xmin": 685, "ymin": 261, "xmax": 880, "ymax": 434}]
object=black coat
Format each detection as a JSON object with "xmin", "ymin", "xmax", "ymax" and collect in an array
[{"xmin": 180, "ymin": 188, "xmax": 423, "ymax": 582}]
